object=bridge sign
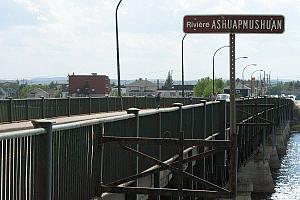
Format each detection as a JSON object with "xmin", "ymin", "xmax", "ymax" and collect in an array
[{"xmin": 183, "ymin": 15, "xmax": 285, "ymax": 34}]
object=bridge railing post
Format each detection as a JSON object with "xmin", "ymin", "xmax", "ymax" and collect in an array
[
  {"xmin": 7, "ymin": 96, "xmax": 13, "ymax": 123},
  {"xmin": 106, "ymin": 96, "xmax": 109, "ymax": 112},
  {"xmin": 67, "ymin": 96, "xmax": 71, "ymax": 116},
  {"xmin": 152, "ymin": 110, "xmax": 162, "ymax": 200},
  {"xmin": 126, "ymin": 108, "xmax": 140, "ymax": 199},
  {"xmin": 40, "ymin": 96, "xmax": 45, "ymax": 119},
  {"xmin": 215, "ymin": 100, "xmax": 227, "ymax": 185},
  {"xmin": 25, "ymin": 98, "xmax": 29, "ymax": 120},
  {"xmin": 144, "ymin": 96, "xmax": 147, "ymax": 109},
  {"xmin": 173, "ymin": 103, "xmax": 183, "ymax": 200},
  {"xmin": 32, "ymin": 119, "xmax": 54, "ymax": 200},
  {"xmin": 200, "ymin": 100, "xmax": 207, "ymax": 181},
  {"xmin": 55, "ymin": 98, "xmax": 58, "ymax": 117},
  {"xmin": 97, "ymin": 123, "xmax": 105, "ymax": 198},
  {"xmin": 78, "ymin": 97, "xmax": 81, "ymax": 114},
  {"xmin": 89, "ymin": 96, "xmax": 92, "ymax": 115}
]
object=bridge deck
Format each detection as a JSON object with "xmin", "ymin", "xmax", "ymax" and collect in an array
[{"xmin": 0, "ymin": 110, "xmax": 128, "ymax": 133}]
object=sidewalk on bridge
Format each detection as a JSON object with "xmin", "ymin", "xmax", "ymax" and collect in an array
[{"xmin": 0, "ymin": 111, "xmax": 127, "ymax": 133}]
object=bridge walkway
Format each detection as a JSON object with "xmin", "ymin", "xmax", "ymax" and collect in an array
[{"xmin": 0, "ymin": 110, "xmax": 128, "ymax": 133}]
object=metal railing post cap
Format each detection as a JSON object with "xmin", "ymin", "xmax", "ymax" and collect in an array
[
  {"xmin": 200, "ymin": 100, "xmax": 207, "ymax": 104},
  {"xmin": 31, "ymin": 119, "xmax": 55, "ymax": 128},
  {"xmin": 126, "ymin": 108, "xmax": 140, "ymax": 115},
  {"xmin": 173, "ymin": 103, "xmax": 183, "ymax": 108},
  {"xmin": 218, "ymin": 99, "xmax": 226, "ymax": 103}
]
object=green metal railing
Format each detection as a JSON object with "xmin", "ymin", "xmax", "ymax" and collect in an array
[
  {"xmin": 0, "ymin": 97, "xmax": 294, "ymax": 199},
  {"xmin": 0, "ymin": 96, "xmax": 204, "ymax": 123}
]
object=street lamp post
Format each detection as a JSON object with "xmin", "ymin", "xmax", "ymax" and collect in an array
[
  {"xmin": 242, "ymin": 64, "xmax": 257, "ymax": 89},
  {"xmin": 181, "ymin": 34, "xmax": 187, "ymax": 97},
  {"xmin": 212, "ymin": 45, "xmax": 229, "ymax": 96},
  {"xmin": 115, "ymin": 0, "xmax": 123, "ymax": 97},
  {"xmin": 250, "ymin": 69, "xmax": 263, "ymax": 96}
]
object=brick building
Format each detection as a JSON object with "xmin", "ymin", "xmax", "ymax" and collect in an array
[{"xmin": 68, "ymin": 73, "xmax": 110, "ymax": 97}]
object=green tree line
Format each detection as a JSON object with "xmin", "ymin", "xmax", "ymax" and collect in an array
[{"xmin": 193, "ymin": 77, "xmax": 225, "ymax": 98}]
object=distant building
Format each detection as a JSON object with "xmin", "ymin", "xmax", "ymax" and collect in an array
[
  {"xmin": 126, "ymin": 78, "xmax": 157, "ymax": 96},
  {"xmin": 47, "ymin": 89, "xmax": 57, "ymax": 98},
  {"xmin": 60, "ymin": 84, "xmax": 69, "ymax": 98},
  {"xmin": 5, "ymin": 88, "xmax": 18, "ymax": 98},
  {"xmin": 110, "ymin": 87, "xmax": 127, "ymax": 96},
  {"xmin": 68, "ymin": 73, "xmax": 110, "ymax": 97},
  {"xmin": 28, "ymin": 88, "xmax": 50, "ymax": 98},
  {"xmin": 0, "ymin": 87, "xmax": 7, "ymax": 99},
  {"xmin": 158, "ymin": 85, "xmax": 194, "ymax": 97},
  {"xmin": 224, "ymin": 82, "xmax": 251, "ymax": 97}
]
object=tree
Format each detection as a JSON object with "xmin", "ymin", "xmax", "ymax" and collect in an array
[
  {"xmin": 19, "ymin": 84, "xmax": 50, "ymax": 98},
  {"xmin": 193, "ymin": 77, "xmax": 225, "ymax": 98},
  {"xmin": 164, "ymin": 71, "xmax": 173, "ymax": 89},
  {"xmin": 214, "ymin": 79, "xmax": 225, "ymax": 93},
  {"xmin": 49, "ymin": 81, "xmax": 56, "ymax": 89},
  {"xmin": 193, "ymin": 77, "xmax": 211, "ymax": 97}
]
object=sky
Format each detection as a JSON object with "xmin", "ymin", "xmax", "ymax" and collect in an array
[{"xmin": 0, "ymin": 0, "xmax": 299, "ymax": 81}]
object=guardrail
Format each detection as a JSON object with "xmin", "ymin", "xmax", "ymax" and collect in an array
[
  {"xmin": 0, "ymin": 96, "xmax": 204, "ymax": 124},
  {"xmin": 0, "ymin": 97, "xmax": 294, "ymax": 199}
]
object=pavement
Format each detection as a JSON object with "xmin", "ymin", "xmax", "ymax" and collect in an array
[{"xmin": 0, "ymin": 111, "xmax": 127, "ymax": 133}]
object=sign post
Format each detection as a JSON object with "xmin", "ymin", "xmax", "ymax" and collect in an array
[{"xmin": 183, "ymin": 14, "xmax": 284, "ymax": 199}]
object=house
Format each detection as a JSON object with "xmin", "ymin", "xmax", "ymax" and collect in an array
[
  {"xmin": 110, "ymin": 87, "xmax": 127, "ymax": 96},
  {"xmin": 68, "ymin": 73, "xmax": 110, "ymax": 97},
  {"xmin": 47, "ymin": 89, "xmax": 57, "ymax": 98},
  {"xmin": 27, "ymin": 88, "xmax": 50, "ymax": 98},
  {"xmin": 126, "ymin": 78, "xmax": 157, "ymax": 96},
  {"xmin": 61, "ymin": 84, "xmax": 69, "ymax": 98},
  {"xmin": 224, "ymin": 82, "xmax": 251, "ymax": 97},
  {"xmin": 5, "ymin": 88, "xmax": 18, "ymax": 98},
  {"xmin": 158, "ymin": 85, "xmax": 194, "ymax": 97}
]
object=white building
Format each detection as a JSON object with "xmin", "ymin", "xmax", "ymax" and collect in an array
[
  {"xmin": 27, "ymin": 88, "xmax": 50, "ymax": 98},
  {"xmin": 126, "ymin": 79, "xmax": 157, "ymax": 96}
]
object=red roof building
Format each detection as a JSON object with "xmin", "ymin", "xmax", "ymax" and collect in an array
[{"xmin": 68, "ymin": 73, "xmax": 110, "ymax": 96}]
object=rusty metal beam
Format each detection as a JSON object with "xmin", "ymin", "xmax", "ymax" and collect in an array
[
  {"xmin": 105, "ymin": 130, "xmax": 223, "ymax": 187},
  {"xmin": 101, "ymin": 136, "xmax": 231, "ymax": 148},
  {"xmin": 121, "ymin": 145, "xmax": 230, "ymax": 193},
  {"xmin": 106, "ymin": 149, "xmax": 218, "ymax": 187},
  {"xmin": 237, "ymin": 108, "xmax": 273, "ymax": 124},
  {"xmin": 100, "ymin": 185, "xmax": 231, "ymax": 198},
  {"xmin": 237, "ymin": 123, "xmax": 271, "ymax": 126},
  {"xmin": 236, "ymin": 104, "xmax": 274, "ymax": 107}
]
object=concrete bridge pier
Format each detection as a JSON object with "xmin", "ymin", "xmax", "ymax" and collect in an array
[
  {"xmin": 237, "ymin": 148, "xmax": 275, "ymax": 194},
  {"xmin": 276, "ymin": 123, "xmax": 290, "ymax": 157},
  {"xmin": 266, "ymin": 145, "xmax": 280, "ymax": 170},
  {"xmin": 266, "ymin": 128, "xmax": 280, "ymax": 170}
]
